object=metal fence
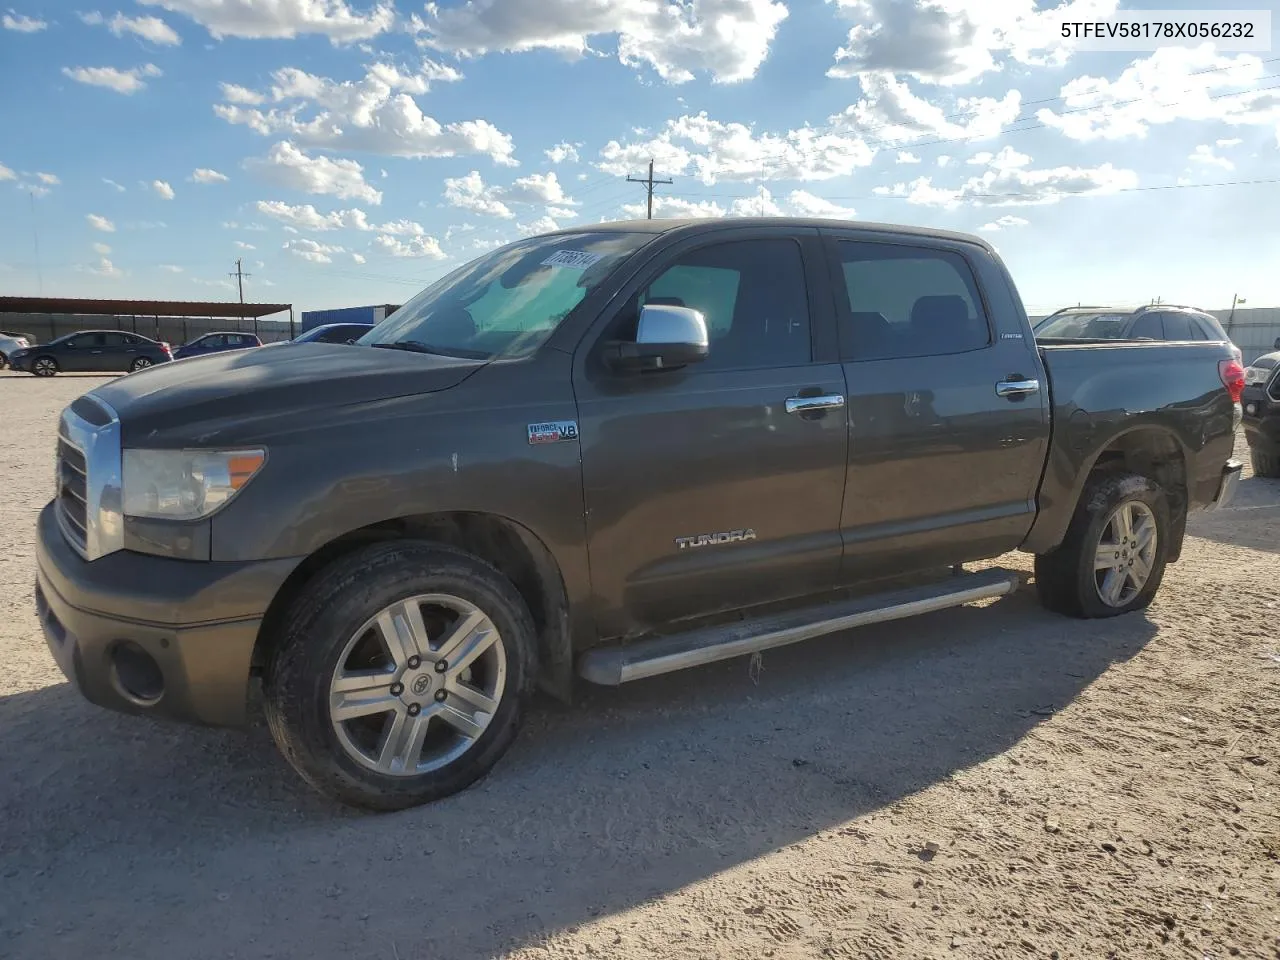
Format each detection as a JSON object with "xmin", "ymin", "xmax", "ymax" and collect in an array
[{"xmin": 1, "ymin": 312, "xmax": 296, "ymax": 346}]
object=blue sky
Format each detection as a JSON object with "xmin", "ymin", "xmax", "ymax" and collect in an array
[{"xmin": 1, "ymin": 0, "xmax": 1278, "ymax": 316}]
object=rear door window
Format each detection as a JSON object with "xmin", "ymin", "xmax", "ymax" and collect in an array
[
  {"xmin": 1161, "ymin": 312, "xmax": 1195, "ymax": 340},
  {"xmin": 1129, "ymin": 314, "xmax": 1164, "ymax": 339}
]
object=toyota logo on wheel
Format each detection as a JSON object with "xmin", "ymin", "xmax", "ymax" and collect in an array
[{"xmin": 411, "ymin": 675, "xmax": 431, "ymax": 696}]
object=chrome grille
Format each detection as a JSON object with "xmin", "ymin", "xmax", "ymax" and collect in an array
[
  {"xmin": 56, "ymin": 436, "xmax": 89, "ymax": 554},
  {"xmin": 54, "ymin": 395, "xmax": 123, "ymax": 561}
]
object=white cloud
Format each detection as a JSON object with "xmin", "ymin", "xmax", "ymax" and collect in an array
[
  {"xmin": 979, "ymin": 214, "xmax": 1029, "ymax": 231},
  {"xmin": 896, "ymin": 150, "xmax": 921, "ymax": 163},
  {"xmin": 103, "ymin": 177, "xmax": 126, "ymax": 191},
  {"xmin": 151, "ymin": 179, "xmax": 175, "ymax": 199},
  {"xmin": 599, "ymin": 111, "xmax": 876, "ymax": 185},
  {"xmin": 443, "ymin": 169, "xmax": 578, "ymax": 220},
  {"xmin": 621, "ymin": 195, "xmax": 728, "ymax": 219},
  {"xmin": 283, "ymin": 238, "xmax": 345, "ymax": 263},
  {"xmin": 421, "ymin": 0, "xmax": 789, "ymax": 84},
  {"xmin": 244, "ymin": 141, "xmax": 382, "ymax": 204},
  {"xmin": 351, "ymin": 252, "xmax": 366, "ymax": 263},
  {"xmin": 831, "ymin": 72, "xmax": 1022, "ymax": 145},
  {"xmin": 1037, "ymin": 47, "xmax": 1280, "ymax": 142},
  {"xmin": 137, "ymin": 0, "xmax": 394, "ymax": 43},
  {"xmin": 545, "ymin": 141, "xmax": 582, "ymax": 164},
  {"xmin": 371, "ymin": 234, "xmax": 446, "ymax": 259},
  {"xmin": 213, "ymin": 61, "xmax": 514, "ymax": 165},
  {"xmin": 937, "ymin": 155, "xmax": 952, "ymax": 167},
  {"xmin": 87, "ymin": 257, "xmax": 123, "ymax": 278},
  {"xmin": 2, "ymin": 12, "xmax": 46, "ymax": 32},
  {"xmin": 81, "ymin": 11, "xmax": 182, "ymax": 45},
  {"xmin": 875, "ymin": 147, "xmax": 1138, "ymax": 208},
  {"xmin": 92, "ymin": 241, "xmax": 112, "ymax": 254},
  {"xmin": 254, "ymin": 200, "xmax": 430, "ymax": 238},
  {"xmin": 193, "ymin": 277, "xmax": 235, "ymax": 289},
  {"xmin": 191, "ymin": 167, "xmax": 229, "ymax": 183},
  {"xmin": 87, "ymin": 213, "xmax": 116, "ymax": 232},
  {"xmin": 220, "ymin": 82, "xmax": 265, "ymax": 104},
  {"xmin": 828, "ymin": 0, "xmax": 1118, "ymax": 85},
  {"xmin": 0, "ymin": 162, "xmax": 16, "ymax": 181},
  {"xmin": 546, "ymin": 205, "xmax": 578, "ymax": 220},
  {"xmin": 1189, "ymin": 144, "xmax": 1234, "ymax": 171},
  {"xmin": 62, "ymin": 63, "xmax": 162, "ymax": 94},
  {"xmin": 35, "ymin": 172, "xmax": 59, "ymax": 185},
  {"xmin": 516, "ymin": 216, "xmax": 563, "ymax": 236},
  {"xmin": 160, "ymin": 264, "xmax": 184, "ymax": 272},
  {"xmin": 1216, "ymin": 137, "xmax": 1243, "ymax": 148},
  {"xmin": 787, "ymin": 190, "xmax": 858, "ymax": 219},
  {"xmin": 234, "ymin": 240, "xmax": 256, "ymax": 250}
]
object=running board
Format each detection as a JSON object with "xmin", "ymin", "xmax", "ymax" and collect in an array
[{"xmin": 577, "ymin": 568, "xmax": 1021, "ymax": 686}]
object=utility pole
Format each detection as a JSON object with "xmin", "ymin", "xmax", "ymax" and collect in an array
[
  {"xmin": 229, "ymin": 258, "xmax": 251, "ymax": 304},
  {"xmin": 1227, "ymin": 292, "xmax": 1246, "ymax": 333},
  {"xmin": 627, "ymin": 159, "xmax": 672, "ymax": 220},
  {"xmin": 29, "ymin": 191, "xmax": 43, "ymax": 295}
]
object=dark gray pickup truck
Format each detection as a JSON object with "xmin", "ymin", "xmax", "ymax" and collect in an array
[{"xmin": 35, "ymin": 218, "xmax": 1244, "ymax": 810}]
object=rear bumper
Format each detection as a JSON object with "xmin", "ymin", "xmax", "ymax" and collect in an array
[
  {"xmin": 1208, "ymin": 459, "xmax": 1243, "ymax": 511},
  {"xmin": 34, "ymin": 500, "xmax": 301, "ymax": 726}
]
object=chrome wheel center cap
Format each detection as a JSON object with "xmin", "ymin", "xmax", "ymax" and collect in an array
[{"xmin": 406, "ymin": 672, "xmax": 435, "ymax": 699}]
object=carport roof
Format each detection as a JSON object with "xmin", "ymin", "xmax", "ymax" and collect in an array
[{"xmin": 0, "ymin": 296, "xmax": 291, "ymax": 319}]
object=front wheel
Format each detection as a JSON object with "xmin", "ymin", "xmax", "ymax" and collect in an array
[
  {"xmin": 129, "ymin": 357, "xmax": 153, "ymax": 373},
  {"xmin": 263, "ymin": 541, "xmax": 536, "ymax": 811},
  {"xmin": 31, "ymin": 356, "xmax": 58, "ymax": 377},
  {"xmin": 1034, "ymin": 472, "xmax": 1171, "ymax": 619}
]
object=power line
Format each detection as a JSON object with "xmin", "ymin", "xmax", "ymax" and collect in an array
[{"xmin": 626, "ymin": 160, "xmax": 673, "ymax": 219}]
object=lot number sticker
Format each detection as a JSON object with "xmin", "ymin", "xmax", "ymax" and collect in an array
[{"xmin": 541, "ymin": 250, "xmax": 604, "ymax": 270}]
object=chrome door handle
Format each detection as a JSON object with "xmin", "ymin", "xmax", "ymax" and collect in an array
[
  {"xmin": 996, "ymin": 379, "xmax": 1040, "ymax": 398},
  {"xmin": 785, "ymin": 394, "xmax": 846, "ymax": 415}
]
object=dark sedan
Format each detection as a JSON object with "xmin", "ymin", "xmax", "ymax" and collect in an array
[
  {"xmin": 172, "ymin": 331, "xmax": 262, "ymax": 360},
  {"xmin": 9, "ymin": 330, "xmax": 173, "ymax": 376},
  {"xmin": 291, "ymin": 322, "xmax": 374, "ymax": 344}
]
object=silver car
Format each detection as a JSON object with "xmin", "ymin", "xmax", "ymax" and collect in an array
[{"xmin": 0, "ymin": 331, "xmax": 32, "ymax": 369}]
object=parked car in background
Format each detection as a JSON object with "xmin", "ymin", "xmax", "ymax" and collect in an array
[
  {"xmin": 291, "ymin": 322, "xmax": 374, "ymax": 344},
  {"xmin": 0, "ymin": 331, "xmax": 31, "ymax": 369},
  {"xmin": 1242, "ymin": 349, "xmax": 1280, "ymax": 477},
  {"xmin": 1034, "ymin": 304, "xmax": 1240, "ymax": 358},
  {"xmin": 172, "ymin": 332, "xmax": 262, "ymax": 361},
  {"xmin": 9, "ymin": 330, "xmax": 172, "ymax": 376}
]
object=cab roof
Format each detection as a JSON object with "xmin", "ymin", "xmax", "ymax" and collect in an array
[{"xmin": 555, "ymin": 217, "xmax": 995, "ymax": 250}]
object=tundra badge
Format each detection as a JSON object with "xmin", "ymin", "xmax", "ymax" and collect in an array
[{"xmin": 675, "ymin": 529, "xmax": 758, "ymax": 550}]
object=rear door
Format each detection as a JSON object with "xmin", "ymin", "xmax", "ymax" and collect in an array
[
  {"xmin": 572, "ymin": 228, "xmax": 849, "ymax": 639},
  {"xmin": 97, "ymin": 332, "xmax": 133, "ymax": 371},
  {"xmin": 823, "ymin": 232, "xmax": 1051, "ymax": 579},
  {"xmin": 63, "ymin": 333, "xmax": 106, "ymax": 371}
]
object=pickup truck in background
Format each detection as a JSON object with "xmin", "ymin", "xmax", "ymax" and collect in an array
[{"xmin": 34, "ymin": 218, "xmax": 1243, "ymax": 810}]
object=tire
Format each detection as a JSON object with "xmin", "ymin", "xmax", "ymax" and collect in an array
[
  {"xmin": 1251, "ymin": 449, "xmax": 1280, "ymax": 479},
  {"xmin": 0, "ymin": 352, "xmax": 7, "ymax": 370},
  {"xmin": 129, "ymin": 357, "xmax": 153, "ymax": 373},
  {"xmin": 263, "ymin": 541, "xmax": 537, "ymax": 811},
  {"xmin": 1034, "ymin": 471, "xmax": 1171, "ymax": 619},
  {"xmin": 31, "ymin": 356, "xmax": 58, "ymax": 377}
]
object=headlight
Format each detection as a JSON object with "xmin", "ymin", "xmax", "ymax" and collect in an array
[
  {"xmin": 1244, "ymin": 365, "xmax": 1272, "ymax": 385},
  {"xmin": 123, "ymin": 448, "xmax": 265, "ymax": 520}
]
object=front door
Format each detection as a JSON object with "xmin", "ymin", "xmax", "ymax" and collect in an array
[
  {"xmin": 573, "ymin": 230, "xmax": 849, "ymax": 639},
  {"xmin": 824, "ymin": 233, "xmax": 1051, "ymax": 579}
]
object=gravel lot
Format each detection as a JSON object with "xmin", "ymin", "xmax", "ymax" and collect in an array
[{"xmin": 1, "ymin": 372, "xmax": 1277, "ymax": 960}]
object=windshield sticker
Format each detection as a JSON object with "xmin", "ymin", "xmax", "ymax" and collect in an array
[{"xmin": 541, "ymin": 250, "xmax": 604, "ymax": 270}]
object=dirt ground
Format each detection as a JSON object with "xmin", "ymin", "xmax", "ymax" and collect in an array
[{"xmin": 1, "ymin": 372, "xmax": 1276, "ymax": 960}]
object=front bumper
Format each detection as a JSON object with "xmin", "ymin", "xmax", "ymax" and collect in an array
[
  {"xmin": 34, "ymin": 500, "xmax": 302, "ymax": 726},
  {"xmin": 1209, "ymin": 459, "xmax": 1243, "ymax": 511}
]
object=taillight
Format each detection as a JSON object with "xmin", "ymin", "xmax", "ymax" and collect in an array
[
  {"xmin": 160, "ymin": 342, "xmax": 172, "ymax": 355},
  {"xmin": 1219, "ymin": 358, "xmax": 1245, "ymax": 403}
]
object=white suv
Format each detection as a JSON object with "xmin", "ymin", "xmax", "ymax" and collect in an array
[{"xmin": 0, "ymin": 331, "xmax": 32, "ymax": 369}]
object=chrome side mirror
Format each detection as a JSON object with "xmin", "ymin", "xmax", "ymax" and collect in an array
[{"xmin": 609, "ymin": 304, "xmax": 709, "ymax": 372}]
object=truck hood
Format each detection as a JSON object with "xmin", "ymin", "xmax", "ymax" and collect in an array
[{"xmin": 91, "ymin": 342, "xmax": 485, "ymax": 442}]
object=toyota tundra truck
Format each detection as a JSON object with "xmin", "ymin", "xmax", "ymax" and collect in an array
[{"xmin": 34, "ymin": 218, "xmax": 1244, "ymax": 810}]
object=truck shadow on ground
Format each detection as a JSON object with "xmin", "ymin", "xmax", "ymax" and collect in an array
[
  {"xmin": 0, "ymin": 584, "xmax": 1157, "ymax": 960},
  {"xmin": 1186, "ymin": 474, "xmax": 1280, "ymax": 554}
]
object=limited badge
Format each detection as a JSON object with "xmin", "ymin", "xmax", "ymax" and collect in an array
[{"xmin": 528, "ymin": 420, "xmax": 579, "ymax": 444}]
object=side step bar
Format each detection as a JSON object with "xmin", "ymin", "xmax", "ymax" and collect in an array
[{"xmin": 578, "ymin": 567, "xmax": 1021, "ymax": 686}]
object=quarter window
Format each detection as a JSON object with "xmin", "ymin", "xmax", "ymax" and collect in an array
[{"xmin": 836, "ymin": 242, "xmax": 990, "ymax": 359}]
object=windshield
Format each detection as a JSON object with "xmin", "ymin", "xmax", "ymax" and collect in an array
[
  {"xmin": 1034, "ymin": 312, "xmax": 1131, "ymax": 339},
  {"xmin": 357, "ymin": 230, "xmax": 651, "ymax": 360}
]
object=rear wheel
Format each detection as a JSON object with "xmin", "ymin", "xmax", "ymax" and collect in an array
[
  {"xmin": 1251, "ymin": 449, "xmax": 1280, "ymax": 479},
  {"xmin": 263, "ymin": 541, "xmax": 536, "ymax": 811},
  {"xmin": 1035, "ymin": 471, "xmax": 1171, "ymax": 618},
  {"xmin": 129, "ymin": 357, "xmax": 153, "ymax": 373},
  {"xmin": 32, "ymin": 356, "xmax": 58, "ymax": 377}
]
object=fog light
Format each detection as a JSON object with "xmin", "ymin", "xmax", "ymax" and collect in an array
[
  {"xmin": 1245, "ymin": 402, "xmax": 1257, "ymax": 416},
  {"xmin": 110, "ymin": 640, "xmax": 165, "ymax": 705}
]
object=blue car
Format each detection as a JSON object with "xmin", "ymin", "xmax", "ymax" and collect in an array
[
  {"xmin": 291, "ymin": 322, "xmax": 374, "ymax": 345},
  {"xmin": 172, "ymin": 331, "xmax": 263, "ymax": 361}
]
